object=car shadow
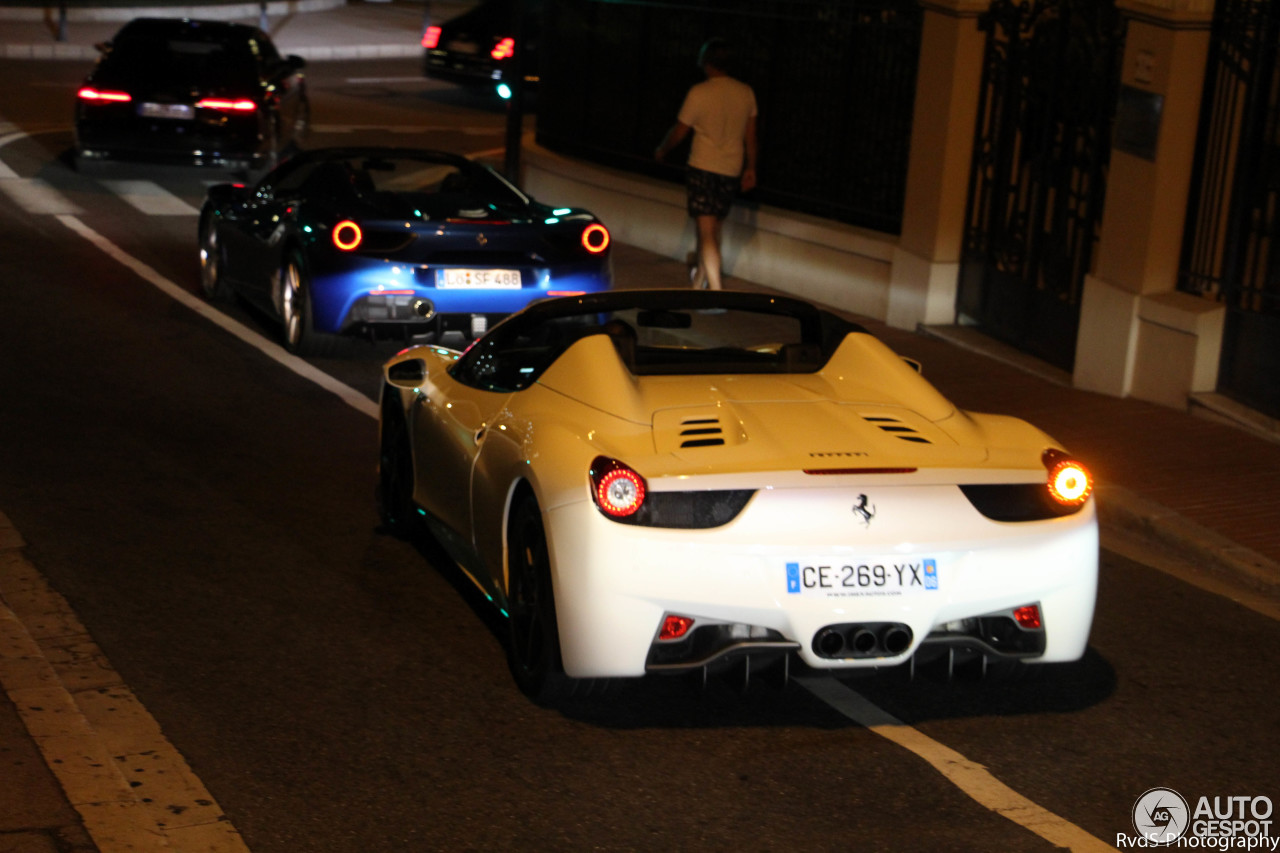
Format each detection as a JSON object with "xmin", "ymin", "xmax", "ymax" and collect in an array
[{"xmin": 384, "ymin": 522, "xmax": 1118, "ymax": 730}]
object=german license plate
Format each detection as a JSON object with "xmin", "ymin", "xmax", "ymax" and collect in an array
[
  {"xmin": 438, "ymin": 269, "xmax": 521, "ymax": 289},
  {"xmin": 784, "ymin": 558, "xmax": 939, "ymax": 598},
  {"xmin": 139, "ymin": 102, "xmax": 194, "ymax": 120}
]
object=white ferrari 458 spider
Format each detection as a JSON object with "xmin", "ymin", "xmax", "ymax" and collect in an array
[{"xmin": 377, "ymin": 290, "xmax": 1097, "ymax": 702}]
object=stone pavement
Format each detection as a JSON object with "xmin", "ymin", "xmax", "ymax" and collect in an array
[{"xmin": 2, "ymin": 1, "xmax": 1279, "ymax": 850}]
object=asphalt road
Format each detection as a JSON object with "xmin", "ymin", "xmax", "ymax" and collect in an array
[{"xmin": 0, "ymin": 58, "xmax": 1277, "ymax": 852}]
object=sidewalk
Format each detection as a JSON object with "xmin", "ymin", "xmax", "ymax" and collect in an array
[
  {"xmin": 2, "ymin": 2, "xmax": 1279, "ymax": 851},
  {"xmin": 0, "ymin": 0, "xmax": 449, "ymax": 61}
]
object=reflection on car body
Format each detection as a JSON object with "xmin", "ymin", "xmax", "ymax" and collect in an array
[
  {"xmin": 377, "ymin": 290, "xmax": 1099, "ymax": 704},
  {"xmin": 198, "ymin": 146, "xmax": 612, "ymax": 355},
  {"xmin": 74, "ymin": 17, "xmax": 309, "ymax": 169}
]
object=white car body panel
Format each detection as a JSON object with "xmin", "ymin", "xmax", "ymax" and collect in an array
[{"xmin": 381, "ymin": 293, "xmax": 1099, "ymax": 681}]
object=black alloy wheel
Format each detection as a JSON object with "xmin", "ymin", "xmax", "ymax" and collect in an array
[
  {"xmin": 506, "ymin": 497, "xmax": 572, "ymax": 704},
  {"xmin": 198, "ymin": 211, "xmax": 232, "ymax": 301},
  {"xmin": 377, "ymin": 402, "xmax": 415, "ymax": 535},
  {"xmin": 280, "ymin": 254, "xmax": 340, "ymax": 356}
]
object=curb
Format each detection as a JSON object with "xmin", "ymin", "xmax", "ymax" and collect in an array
[
  {"xmin": 1096, "ymin": 483, "xmax": 1280, "ymax": 599},
  {"xmin": 0, "ymin": 0, "xmax": 342, "ymax": 22},
  {"xmin": 0, "ymin": 512, "xmax": 251, "ymax": 852}
]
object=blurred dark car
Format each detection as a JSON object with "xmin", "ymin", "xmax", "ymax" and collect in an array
[
  {"xmin": 422, "ymin": 0, "xmax": 539, "ymax": 86},
  {"xmin": 75, "ymin": 17, "xmax": 309, "ymax": 169},
  {"xmin": 198, "ymin": 147, "xmax": 613, "ymax": 355}
]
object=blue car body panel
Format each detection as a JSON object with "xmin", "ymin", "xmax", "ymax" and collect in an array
[{"xmin": 200, "ymin": 146, "xmax": 612, "ymax": 345}]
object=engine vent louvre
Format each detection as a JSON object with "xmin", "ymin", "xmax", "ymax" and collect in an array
[
  {"xmin": 679, "ymin": 417, "xmax": 724, "ymax": 448},
  {"xmin": 862, "ymin": 415, "xmax": 932, "ymax": 444}
]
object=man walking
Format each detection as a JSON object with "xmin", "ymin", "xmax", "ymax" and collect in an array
[{"xmin": 655, "ymin": 37, "xmax": 758, "ymax": 290}]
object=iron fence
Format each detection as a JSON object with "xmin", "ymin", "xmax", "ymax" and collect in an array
[
  {"xmin": 1179, "ymin": 0, "xmax": 1280, "ymax": 418},
  {"xmin": 535, "ymin": 0, "xmax": 922, "ymax": 234}
]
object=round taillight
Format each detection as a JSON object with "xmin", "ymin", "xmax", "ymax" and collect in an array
[
  {"xmin": 590, "ymin": 456, "xmax": 646, "ymax": 518},
  {"xmin": 581, "ymin": 223, "xmax": 610, "ymax": 254},
  {"xmin": 1043, "ymin": 449, "xmax": 1092, "ymax": 506},
  {"xmin": 332, "ymin": 220, "xmax": 362, "ymax": 251}
]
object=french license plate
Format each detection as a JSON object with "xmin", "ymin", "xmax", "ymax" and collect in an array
[
  {"xmin": 139, "ymin": 102, "xmax": 194, "ymax": 120},
  {"xmin": 784, "ymin": 558, "xmax": 939, "ymax": 598},
  {"xmin": 438, "ymin": 269, "xmax": 521, "ymax": 289}
]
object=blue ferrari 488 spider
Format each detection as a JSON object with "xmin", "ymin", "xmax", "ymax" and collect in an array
[{"xmin": 198, "ymin": 146, "xmax": 612, "ymax": 354}]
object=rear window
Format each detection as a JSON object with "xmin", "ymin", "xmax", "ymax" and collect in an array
[{"xmin": 106, "ymin": 35, "xmax": 262, "ymax": 87}]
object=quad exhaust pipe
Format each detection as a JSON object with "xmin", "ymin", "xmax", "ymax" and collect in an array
[{"xmin": 813, "ymin": 622, "xmax": 914, "ymax": 659}]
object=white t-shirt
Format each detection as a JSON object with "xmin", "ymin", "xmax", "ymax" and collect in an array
[{"xmin": 677, "ymin": 76, "xmax": 758, "ymax": 178}]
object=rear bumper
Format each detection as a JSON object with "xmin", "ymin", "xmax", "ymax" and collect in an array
[
  {"xmin": 542, "ymin": 486, "xmax": 1098, "ymax": 679},
  {"xmin": 75, "ymin": 112, "xmax": 263, "ymax": 166},
  {"xmin": 313, "ymin": 260, "xmax": 612, "ymax": 334}
]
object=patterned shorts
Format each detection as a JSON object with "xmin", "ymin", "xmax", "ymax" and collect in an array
[{"xmin": 686, "ymin": 166, "xmax": 738, "ymax": 219}]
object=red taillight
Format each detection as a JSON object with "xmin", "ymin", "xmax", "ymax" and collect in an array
[
  {"xmin": 581, "ymin": 223, "xmax": 610, "ymax": 254},
  {"xmin": 1042, "ymin": 448, "xmax": 1093, "ymax": 506},
  {"xmin": 589, "ymin": 456, "xmax": 646, "ymax": 518},
  {"xmin": 77, "ymin": 87, "xmax": 132, "ymax": 103},
  {"xmin": 491, "ymin": 37, "xmax": 515, "ymax": 60},
  {"xmin": 1013, "ymin": 604, "xmax": 1042, "ymax": 630},
  {"xmin": 421, "ymin": 25, "xmax": 442, "ymax": 49},
  {"xmin": 195, "ymin": 98, "xmax": 256, "ymax": 112},
  {"xmin": 332, "ymin": 220, "xmax": 363, "ymax": 251},
  {"xmin": 659, "ymin": 615, "xmax": 695, "ymax": 641}
]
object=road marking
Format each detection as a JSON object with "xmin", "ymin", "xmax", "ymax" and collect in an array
[
  {"xmin": 311, "ymin": 123, "xmax": 502, "ymax": 135},
  {"xmin": 100, "ymin": 180, "xmax": 200, "ymax": 216},
  {"xmin": 0, "ymin": 513, "xmax": 251, "ymax": 852},
  {"xmin": 0, "ymin": 175, "xmax": 83, "ymax": 214},
  {"xmin": 795, "ymin": 677, "xmax": 1114, "ymax": 852},
  {"xmin": 55, "ymin": 214, "xmax": 379, "ymax": 420}
]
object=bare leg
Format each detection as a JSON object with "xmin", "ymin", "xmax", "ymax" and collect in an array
[{"xmin": 696, "ymin": 214, "xmax": 724, "ymax": 290}]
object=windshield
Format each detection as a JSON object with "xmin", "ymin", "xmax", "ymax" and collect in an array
[
  {"xmin": 451, "ymin": 292, "xmax": 860, "ymax": 392},
  {"xmin": 269, "ymin": 152, "xmax": 529, "ymax": 218}
]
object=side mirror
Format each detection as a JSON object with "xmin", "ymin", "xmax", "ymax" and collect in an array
[{"xmin": 286, "ymin": 54, "xmax": 306, "ymax": 71}]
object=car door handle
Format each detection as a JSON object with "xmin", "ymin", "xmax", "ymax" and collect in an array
[{"xmin": 474, "ymin": 427, "xmax": 486, "ymax": 444}]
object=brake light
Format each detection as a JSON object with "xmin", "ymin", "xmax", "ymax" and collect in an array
[
  {"xmin": 1042, "ymin": 449, "xmax": 1092, "ymax": 506},
  {"xmin": 421, "ymin": 25, "xmax": 442, "ymax": 49},
  {"xmin": 332, "ymin": 220, "xmax": 363, "ymax": 251},
  {"xmin": 659, "ymin": 615, "xmax": 695, "ymax": 641},
  {"xmin": 491, "ymin": 37, "xmax": 515, "ymax": 60},
  {"xmin": 589, "ymin": 456, "xmax": 646, "ymax": 518},
  {"xmin": 581, "ymin": 223, "xmax": 610, "ymax": 254},
  {"xmin": 1013, "ymin": 604, "xmax": 1042, "ymax": 629},
  {"xmin": 195, "ymin": 98, "xmax": 256, "ymax": 112},
  {"xmin": 77, "ymin": 87, "xmax": 132, "ymax": 103}
]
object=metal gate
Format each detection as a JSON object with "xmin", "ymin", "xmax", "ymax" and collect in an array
[
  {"xmin": 1179, "ymin": 0, "xmax": 1280, "ymax": 419},
  {"xmin": 957, "ymin": 0, "xmax": 1125, "ymax": 370}
]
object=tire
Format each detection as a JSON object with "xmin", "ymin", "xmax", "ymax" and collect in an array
[
  {"xmin": 291, "ymin": 94, "xmax": 310, "ymax": 149},
  {"xmin": 198, "ymin": 211, "xmax": 232, "ymax": 302},
  {"xmin": 280, "ymin": 254, "xmax": 340, "ymax": 356},
  {"xmin": 377, "ymin": 401, "xmax": 415, "ymax": 535},
  {"xmin": 506, "ymin": 496, "xmax": 573, "ymax": 704}
]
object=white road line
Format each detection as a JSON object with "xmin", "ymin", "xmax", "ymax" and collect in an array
[
  {"xmin": 100, "ymin": 180, "xmax": 200, "ymax": 216},
  {"xmin": 796, "ymin": 677, "xmax": 1114, "ymax": 852},
  {"xmin": 55, "ymin": 214, "xmax": 379, "ymax": 421},
  {"xmin": 0, "ymin": 177, "xmax": 83, "ymax": 214},
  {"xmin": 311, "ymin": 123, "xmax": 502, "ymax": 135},
  {"xmin": 0, "ymin": 514, "xmax": 251, "ymax": 852}
]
